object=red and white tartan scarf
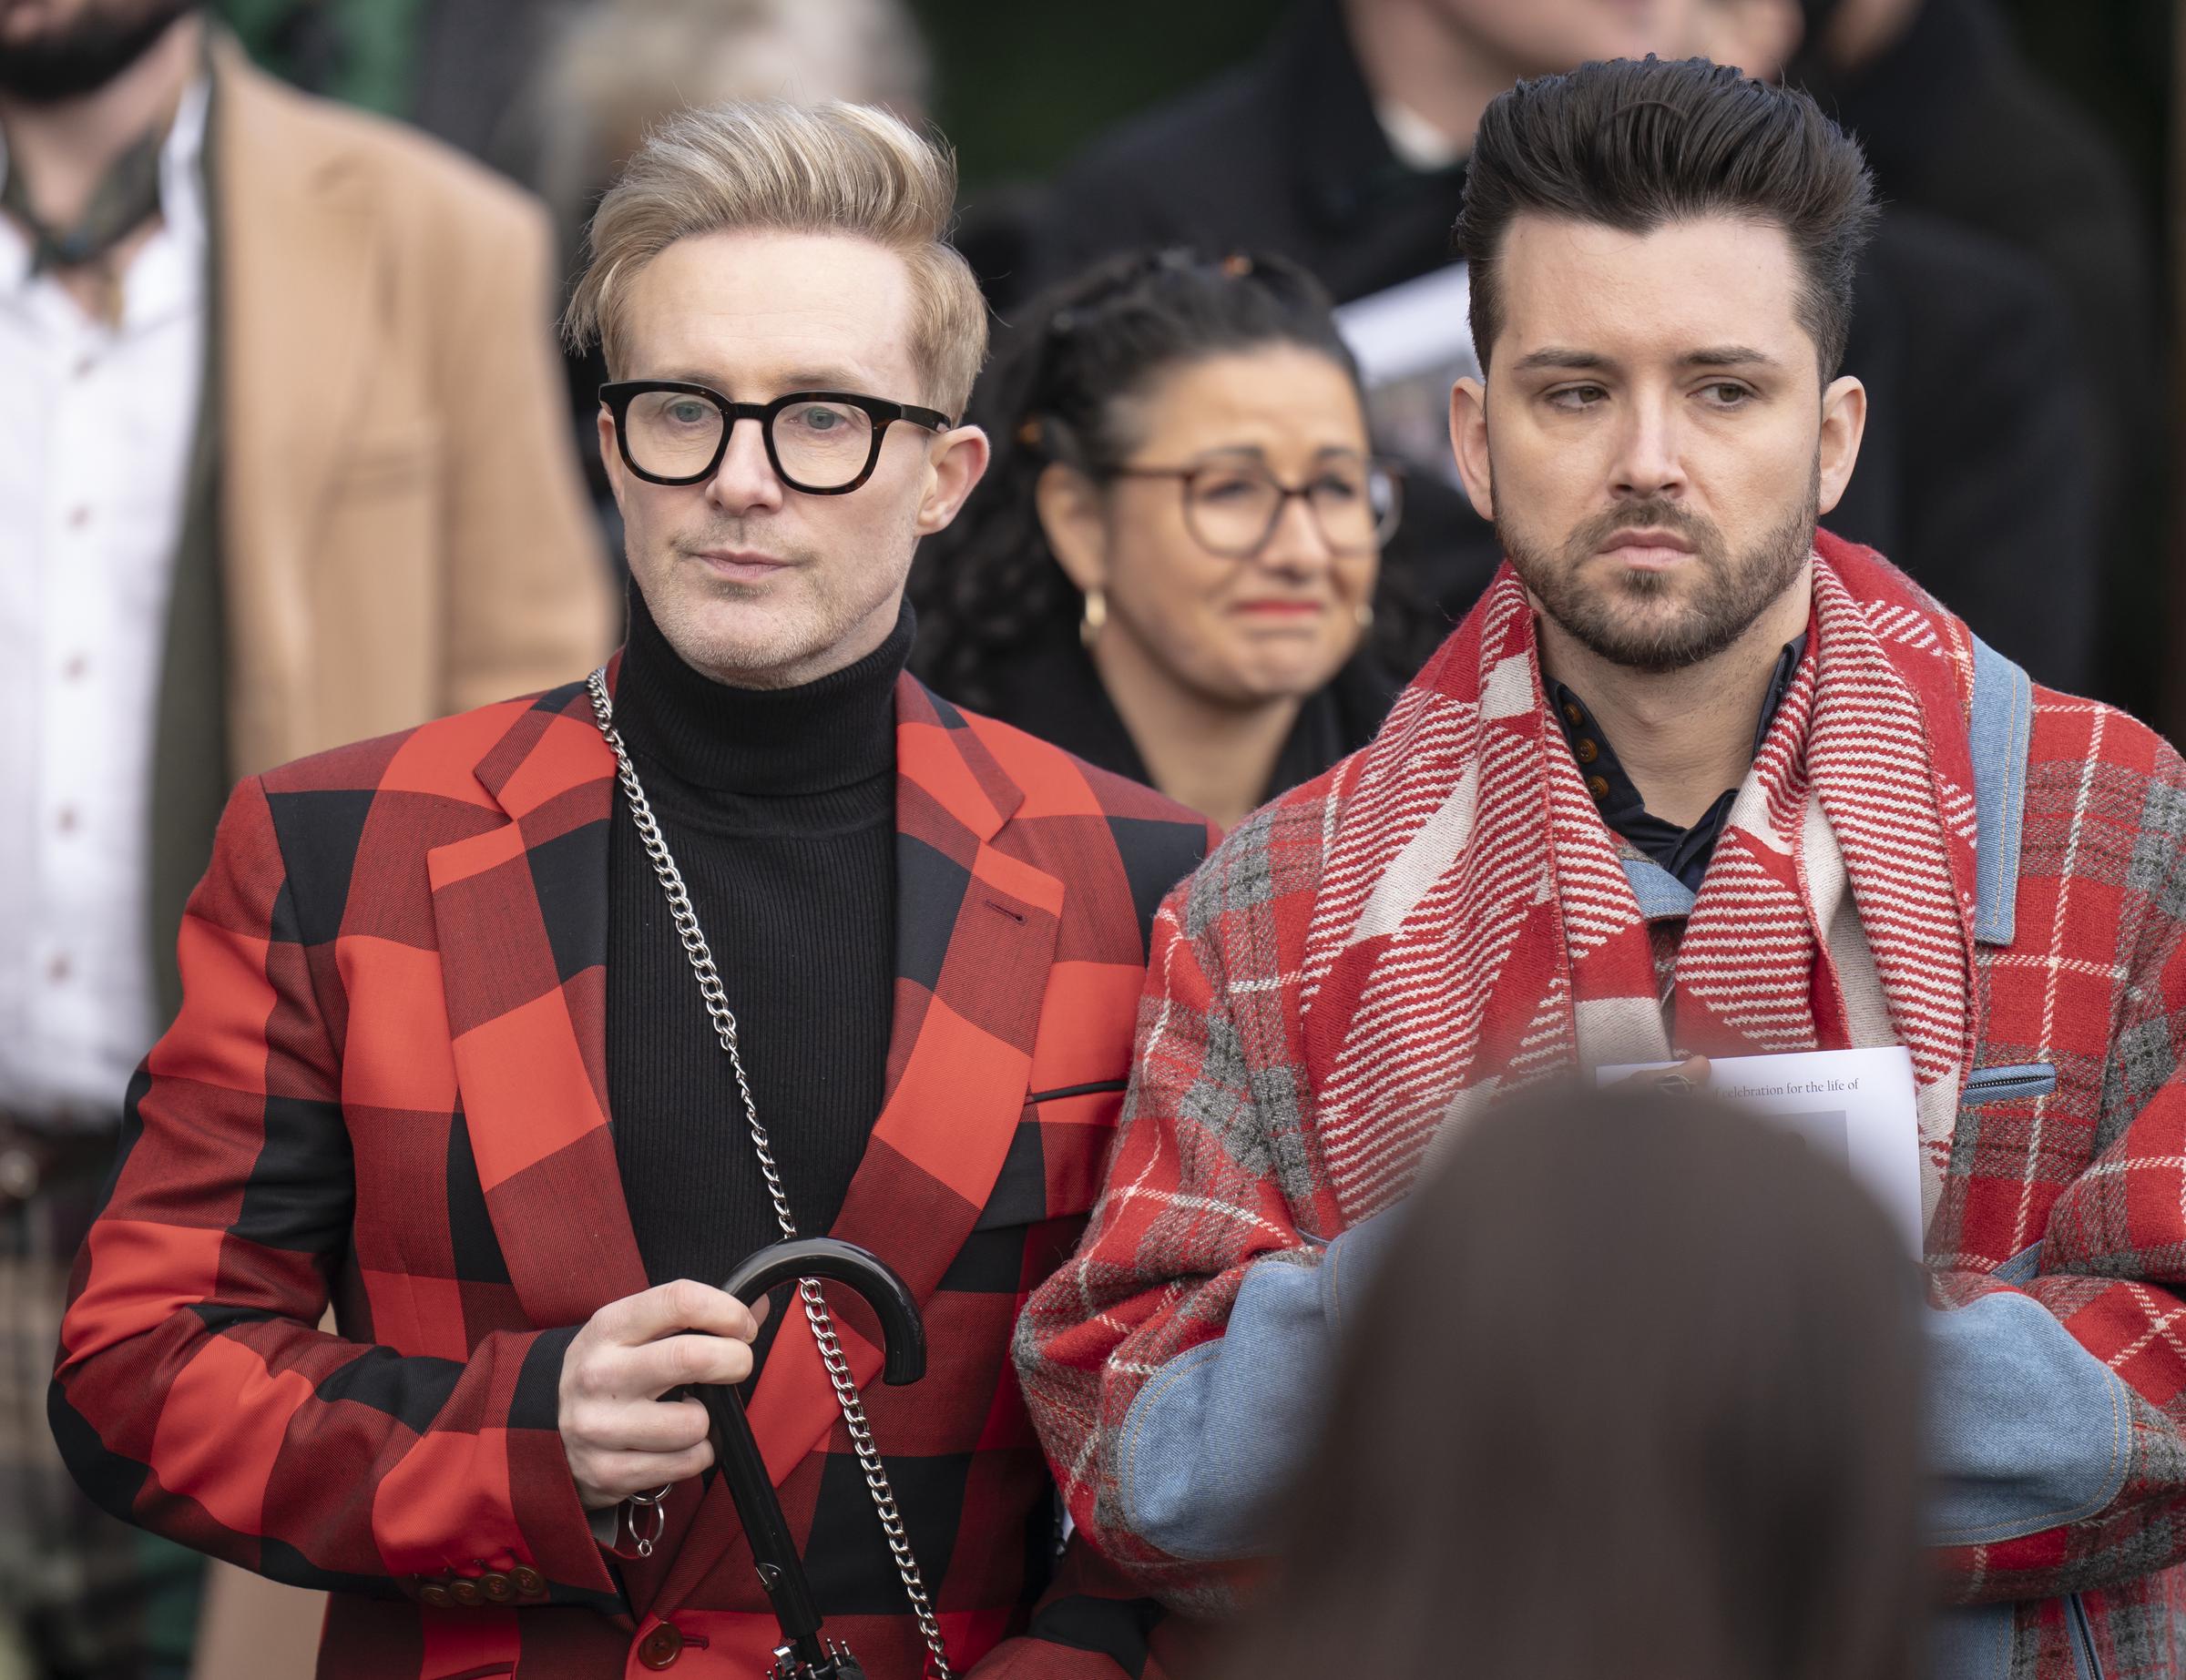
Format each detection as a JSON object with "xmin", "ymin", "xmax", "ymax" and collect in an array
[{"xmin": 1300, "ymin": 534, "xmax": 1984, "ymax": 1227}]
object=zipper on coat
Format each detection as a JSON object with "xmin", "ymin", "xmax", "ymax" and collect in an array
[
  {"xmin": 1962, "ymin": 1063, "xmax": 2058, "ymax": 1105},
  {"xmin": 2068, "ymin": 1593, "xmax": 2104, "ymax": 1680}
]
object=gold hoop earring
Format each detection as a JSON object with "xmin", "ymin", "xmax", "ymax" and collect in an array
[{"xmin": 1080, "ymin": 587, "xmax": 1108, "ymax": 650}]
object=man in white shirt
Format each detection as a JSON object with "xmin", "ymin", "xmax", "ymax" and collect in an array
[
  {"xmin": 0, "ymin": 4, "xmax": 208, "ymax": 1150},
  {"xmin": 0, "ymin": 2, "xmax": 611, "ymax": 1671}
]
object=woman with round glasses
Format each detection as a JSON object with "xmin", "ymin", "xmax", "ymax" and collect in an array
[{"xmin": 913, "ymin": 249, "xmax": 1421, "ymax": 830}]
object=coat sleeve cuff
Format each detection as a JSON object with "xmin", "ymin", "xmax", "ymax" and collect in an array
[
  {"xmin": 1925, "ymin": 1293, "xmax": 2131, "ymax": 1546},
  {"xmin": 505, "ymin": 1326, "xmax": 625, "ymax": 1605},
  {"xmin": 1113, "ymin": 1210, "xmax": 1402, "ymax": 1563}
]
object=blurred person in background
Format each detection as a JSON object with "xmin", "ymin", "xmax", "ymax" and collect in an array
[
  {"xmin": 526, "ymin": 0, "xmax": 928, "ymax": 247},
  {"xmin": 0, "ymin": 0, "xmax": 608, "ymax": 1674},
  {"xmin": 516, "ymin": 0, "xmax": 932, "ymax": 538},
  {"xmin": 209, "ymin": 0, "xmax": 926, "ymax": 181},
  {"xmin": 50, "ymin": 99, "xmax": 1210, "ymax": 1680},
  {"xmin": 1695, "ymin": 0, "xmax": 2163, "ymax": 724},
  {"xmin": 1019, "ymin": 58, "xmax": 2186, "ymax": 1677},
  {"xmin": 1011, "ymin": 0, "xmax": 2106, "ymax": 701},
  {"xmin": 1217, "ymin": 1083, "xmax": 1926, "ymax": 1680},
  {"xmin": 914, "ymin": 248, "xmax": 1419, "ymax": 830},
  {"xmin": 1793, "ymin": 0, "xmax": 2165, "ymax": 726}
]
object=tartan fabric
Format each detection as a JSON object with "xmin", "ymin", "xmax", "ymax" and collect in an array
[
  {"xmin": 1016, "ymin": 536, "xmax": 2186, "ymax": 1673},
  {"xmin": 48, "ymin": 662, "xmax": 1212, "ymax": 1680},
  {"xmin": 1299, "ymin": 545, "xmax": 1978, "ymax": 1227},
  {"xmin": 5, "ymin": 1182, "xmax": 203, "ymax": 1678}
]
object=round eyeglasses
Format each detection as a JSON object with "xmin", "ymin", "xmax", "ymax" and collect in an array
[
  {"xmin": 598, "ymin": 381, "xmax": 954, "ymax": 494},
  {"xmin": 1107, "ymin": 457, "xmax": 1404, "ymax": 558}
]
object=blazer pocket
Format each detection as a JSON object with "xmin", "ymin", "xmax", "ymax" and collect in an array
[
  {"xmin": 940, "ymin": 1089, "xmax": 1128, "ymax": 1294},
  {"xmin": 1962, "ymin": 1063, "xmax": 2058, "ymax": 1105},
  {"xmin": 1021, "ymin": 1080, "xmax": 1129, "ymax": 1217}
]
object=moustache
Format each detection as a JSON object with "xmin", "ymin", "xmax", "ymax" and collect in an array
[{"xmin": 1567, "ymin": 501, "xmax": 1723, "ymax": 558}]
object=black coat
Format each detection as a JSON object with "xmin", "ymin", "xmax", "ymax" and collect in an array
[
  {"xmin": 1000, "ymin": 1, "xmax": 2105, "ymax": 698},
  {"xmin": 1795, "ymin": 0, "xmax": 2162, "ymax": 718}
]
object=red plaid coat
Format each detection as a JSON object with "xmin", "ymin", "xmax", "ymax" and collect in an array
[
  {"xmin": 50, "ymin": 665, "xmax": 1212, "ymax": 1680},
  {"xmin": 1018, "ymin": 630, "xmax": 2186, "ymax": 1676}
]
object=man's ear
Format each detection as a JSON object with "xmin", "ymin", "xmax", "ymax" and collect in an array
[
  {"xmin": 916, "ymin": 425, "xmax": 992, "ymax": 535},
  {"xmin": 1816, "ymin": 374, "xmax": 1867, "ymax": 517},
  {"xmin": 1449, "ymin": 375, "xmax": 1496, "ymax": 523},
  {"xmin": 598, "ymin": 406, "xmax": 628, "ymax": 511},
  {"xmin": 1034, "ymin": 462, "xmax": 1111, "ymax": 594}
]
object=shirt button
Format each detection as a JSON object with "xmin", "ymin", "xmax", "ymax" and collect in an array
[
  {"xmin": 60, "ymin": 654, "xmax": 87, "ymax": 681},
  {"xmin": 1562, "ymin": 702, "xmax": 1585, "ymax": 727},
  {"xmin": 510, "ymin": 1564, "xmax": 545, "ymax": 1598},
  {"xmin": 46, "ymin": 952, "xmax": 71, "ymax": 983},
  {"xmin": 480, "ymin": 1573, "xmax": 515, "ymax": 1604},
  {"xmin": 66, "ymin": 506, "xmax": 90, "ymax": 529},
  {"xmin": 419, "ymin": 1583, "xmax": 453, "ymax": 1609},
  {"xmin": 72, "ymin": 354, "xmax": 95, "ymax": 378},
  {"xmin": 1575, "ymin": 738, "xmax": 1599, "ymax": 764},
  {"xmin": 1587, "ymin": 775, "xmax": 1611, "ymax": 800},
  {"xmin": 56, "ymin": 806, "xmax": 77, "ymax": 833},
  {"xmin": 637, "ymin": 1623, "xmax": 685, "ymax": 1668},
  {"xmin": 449, "ymin": 1578, "xmax": 483, "ymax": 1606}
]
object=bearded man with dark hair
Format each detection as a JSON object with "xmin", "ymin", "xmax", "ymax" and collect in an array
[{"xmin": 1020, "ymin": 56, "xmax": 2186, "ymax": 1675}]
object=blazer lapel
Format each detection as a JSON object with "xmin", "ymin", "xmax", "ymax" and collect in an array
[
  {"xmin": 649, "ymin": 678, "xmax": 1064, "ymax": 1615},
  {"xmin": 426, "ymin": 677, "xmax": 648, "ymax": 1332}
]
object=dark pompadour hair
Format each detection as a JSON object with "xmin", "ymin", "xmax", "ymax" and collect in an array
[{"xmin": 1454, "ymin": 56, "xmax": 1880, "ymax": 378}]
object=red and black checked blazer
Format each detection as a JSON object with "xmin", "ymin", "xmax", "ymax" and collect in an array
[{"xmin": 50, "ymin": 665, "xmax": 1213, "ymax": 1680}]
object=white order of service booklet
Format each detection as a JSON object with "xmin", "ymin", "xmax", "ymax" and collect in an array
[{"xmin": 1597, "ymin": 1045, "xmax": 1924, "ymax": 1257}]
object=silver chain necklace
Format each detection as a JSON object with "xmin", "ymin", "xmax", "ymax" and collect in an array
[{"xmin": 587, "ymin": 667, "xmax": 953, "ymax": 1680}]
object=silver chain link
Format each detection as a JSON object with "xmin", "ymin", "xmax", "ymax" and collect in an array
[{"xmin": 587, "ymin": 668, "xmax": 953, "ymax": 1680}]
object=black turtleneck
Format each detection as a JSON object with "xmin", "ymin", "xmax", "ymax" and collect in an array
[{"xmin": 606, "ymin": 590, "xmax": 904, "ymax": 1291}]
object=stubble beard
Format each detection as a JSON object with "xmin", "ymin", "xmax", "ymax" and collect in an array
[
  {"xmin": 1497, "ymin": 471, "xmax": 1819, "ymax": 676},
  {"xmin": 640, "ymin": 514, "xmax": 912, "ymax": 689}
]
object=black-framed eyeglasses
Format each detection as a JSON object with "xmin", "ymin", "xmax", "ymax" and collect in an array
[
  {"xmin": 598, "ymin": 381, "xmax": 955, "ymax": 494},
  {"xmin": 1107, "ymin": 457, "xmax": 1404, "ymax": 558}
]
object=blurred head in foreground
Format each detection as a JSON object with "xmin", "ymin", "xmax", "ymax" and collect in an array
[{"xmin": 1222, "ymin": 1082, "xmax": 1925, "ymax": 1680}]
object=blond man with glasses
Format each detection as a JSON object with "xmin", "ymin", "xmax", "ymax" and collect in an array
[{"xmin": 52, "ymin": 100, "xmax": 1211, "ymax": 1680}]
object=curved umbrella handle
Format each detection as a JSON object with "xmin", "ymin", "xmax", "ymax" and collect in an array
[
  {"xmin": 720, "ymin": 1237, "xmax": 926, "ymax": 1386},
  {"xmin": 695, "ymin": 1238, "xmax": 929, "ymax": 1675}
]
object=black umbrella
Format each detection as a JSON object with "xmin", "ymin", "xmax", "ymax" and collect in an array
[{"xmin": 700, "ymin": 1237, "xmax": 927, "ymax": 1680}]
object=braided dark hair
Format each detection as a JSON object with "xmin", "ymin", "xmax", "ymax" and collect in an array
[{"xmin": 912, "ymin": 247, "xmax": 1405, "ymax": 712}]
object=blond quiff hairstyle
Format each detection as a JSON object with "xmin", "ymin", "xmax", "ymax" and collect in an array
[{"xmin": 563, "ymin": 100, "xmax": 987, "ymax": 415}]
